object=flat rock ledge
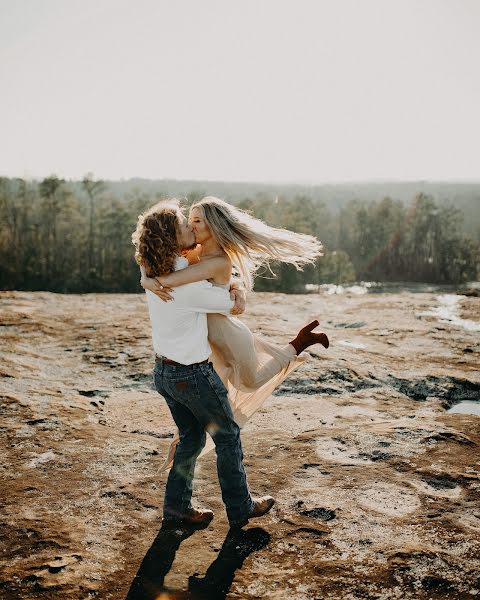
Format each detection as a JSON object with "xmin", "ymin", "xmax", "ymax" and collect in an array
[{"xmin": 1, "ymin": 290, "xmax": 479, "ymax": 599}]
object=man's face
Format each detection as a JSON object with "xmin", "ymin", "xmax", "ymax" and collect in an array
[{"xmin": 176, "ymin": 213, "xmax": 196, "ymax": 250}]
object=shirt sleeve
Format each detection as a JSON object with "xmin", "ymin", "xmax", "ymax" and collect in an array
[{"xmin": 173, "ymin": 280, "xmax": 234, "ymax": 314}]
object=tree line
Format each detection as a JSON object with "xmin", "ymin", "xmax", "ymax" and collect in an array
[{"xmin": 0, "ymin": 176, "xmax": 478, "ymax": 293}]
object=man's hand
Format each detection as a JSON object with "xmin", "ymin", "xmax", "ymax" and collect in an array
[
  {"xmin": 230, "ymin": 287, "xmax": 246, "ymax": 315},
  {"xmin": 140, "ymin": 276, "xmax": 173, "ymax": 302}
]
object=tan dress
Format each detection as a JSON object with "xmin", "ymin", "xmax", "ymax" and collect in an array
[{"xmin": 159, "ymin": 282, "xmax": 305, "ymax": 471}]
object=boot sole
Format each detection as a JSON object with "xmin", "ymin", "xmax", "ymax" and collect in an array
[{"xmin": 163, "ymin": 514, "xmax": 214, "ymax": 529}]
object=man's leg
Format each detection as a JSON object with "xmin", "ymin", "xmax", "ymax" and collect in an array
[
  {"xmin": 155, "ymin": 387, "xmax": 206, "ymax": 519},
  {"xmin": 186, "ymin": 363, "xmax": 255, "ymax": 524},
  {"xmin": 155, "ymin": 361, "xmax": 270, "ymax": 527}
]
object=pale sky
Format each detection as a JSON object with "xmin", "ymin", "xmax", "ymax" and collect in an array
[{"xmin": 1, "ymin": 0, "xmax": 479, "ymax": 183}]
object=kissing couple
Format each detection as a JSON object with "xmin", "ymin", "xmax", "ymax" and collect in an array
[{"xmin": 132, "ymin": 196, "xmax": 329, "ymax": 529}]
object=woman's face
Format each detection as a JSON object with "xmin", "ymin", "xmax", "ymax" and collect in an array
[{"xmin": 188, "ymin": 207, "xmax": 212, "ymax": 245}]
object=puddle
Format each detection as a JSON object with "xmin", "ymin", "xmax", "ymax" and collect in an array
[
  {"xmin": 339, "ymin": 340, "xmax": 367, "ymax": 350},
  {"xmin": 447, "ymin": 401, "xmax": 480, "ymax": 416},
  {"xmin": 306, "ymin": 283, "xmax": 369, "ymax": 295},
  {"xmin": 305, "ymin": 282, "xmax": 473, "ymax": 295},
  {"xmin": 417, "ymin": 294, "xmax": 480, "ymax": 332}
]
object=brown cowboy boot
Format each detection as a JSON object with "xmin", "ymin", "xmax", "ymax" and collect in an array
[
  {"xmin": 289, "ymin": 320, "xmax": 329, "ymax": 355},
  {"xmin": 163, "ymin": 507, "xmax": 214, "ymax": 529},
  {"xmin": 229, "ymin": 496, "xmax": 275, "ymax": 529}
]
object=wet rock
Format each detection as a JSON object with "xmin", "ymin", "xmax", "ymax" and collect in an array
[
  {"xmin": 78, "ymin": 389, "xmax": 110, "ymax": 398},
  {"xmin": 300, "ymin": 508, "xmax": 336, "ymax": 521},
  {"xmin": 421, "ymin": 431, "xmax": 475, "ymax": 445},
  {"xmin": 277, "ymin": 367, "xmax": 381, "ymax": 396},
  {"xmin": 421, "ymin": 475, "xmax": 458, "ymax": 490},
  {"xmin": 422, "ymin": 576, "xmax": 453, "ymax": 592},
  {"xmin": 287, "ymin": 526, "xmax": 328, "ymax": 538},
  {"xmin": 127, "ymin": 373, "xmax": 152, "ymax": 383},
  {"xmin": 388, "ymin": 375, "xmax": 480, "ymax": 403},
  {"xmin": 358, "ymin": 450, "xmax": 391, "ymax": 461},
  {"xmin": 300, "ymin": 463, "xmax": 330, "ymax": 475},
  {"xmin": 129, "ymin": 429, "xmax": 174, "ymax": 439}
]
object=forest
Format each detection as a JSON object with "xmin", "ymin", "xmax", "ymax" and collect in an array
[{"xmin": 0, "ymin": 176, "xmax": 478, "ymax": 293}]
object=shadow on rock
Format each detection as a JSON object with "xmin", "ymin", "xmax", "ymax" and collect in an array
[
  {"xmin": 188, "ymin": 527, "xmax": 271, "ymax": 599},
  {"xmin": 125, "ymin": 524, "xmax": 198, "ymax": 600}
]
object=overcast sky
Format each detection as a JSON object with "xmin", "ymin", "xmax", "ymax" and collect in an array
[{"xmin": 1, "ymin": 0, "xmax": 479, "ymax": 183}]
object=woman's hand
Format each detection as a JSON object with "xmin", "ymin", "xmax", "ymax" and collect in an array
[
  {"xmin": 230, "ymin": 287, "xmax": 246, "ymax": 315},
  {"xmin": 140, "ymin": 276, "xmax": 173, "ymax": 301}
]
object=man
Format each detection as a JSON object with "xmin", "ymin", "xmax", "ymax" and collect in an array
[{"xmin": 133, "ymin": 199, "xmax": 275, "ymax": 529}]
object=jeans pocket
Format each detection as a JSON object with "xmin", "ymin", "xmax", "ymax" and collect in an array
[{"xmin": 164, "ymin": 374, "xmax": 199, "ymax": 407}]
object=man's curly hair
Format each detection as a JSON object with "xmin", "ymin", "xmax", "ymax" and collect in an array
[{"xmin": 132, "ymin": 199, "xmax": 182, "ymax": 278}]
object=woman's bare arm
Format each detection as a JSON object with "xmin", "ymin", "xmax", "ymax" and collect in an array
[
  {"xmin": 141, "ymin": 257, "xmax": 246, "ymax": 312},
  {"xmin": 156, "ymin": 256, "xmax": 231, "ymax": 288}
]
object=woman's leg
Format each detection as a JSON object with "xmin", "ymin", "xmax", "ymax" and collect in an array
[
  {"xmin": 238, "ymin": 343, "xmax": 296, "ymax": 388},
  {"xmin": 208, "ymin": 314, "xmax": 328, "ymax": 392}
]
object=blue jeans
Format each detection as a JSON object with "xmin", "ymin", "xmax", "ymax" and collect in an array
[{"xmin": 153, "ymin": 359, "xmax": 255, "ymax": 524}]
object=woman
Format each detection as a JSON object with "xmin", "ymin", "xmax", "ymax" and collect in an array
[{"xmin": 139, "ymin": 196, "xmax": 329, "ymax": 469}]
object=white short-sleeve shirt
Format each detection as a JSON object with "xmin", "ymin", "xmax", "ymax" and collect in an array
[{"xmin": 145, "ymin": 256, "xmax": 234, "ymax": 365}]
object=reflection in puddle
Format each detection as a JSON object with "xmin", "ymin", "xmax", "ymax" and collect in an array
[
  {"xmin": 447, "ymin": 401, "xmax": 480, "ymax": 416},
  {"xmin": 418, "ymin": 294, "xmax": 480, "ymax": 332}
]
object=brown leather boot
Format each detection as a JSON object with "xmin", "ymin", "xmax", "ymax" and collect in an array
[
  {"xmin": 229, "ymin": 496, "xmax": 275, "ymax": 528},
  {"xmin": 289, "ymin": 319, "xmax": 329, "ymax": 355},
  {"xmin": 163, "ymin": 507, "xmax": 214, "ymax": 528}
]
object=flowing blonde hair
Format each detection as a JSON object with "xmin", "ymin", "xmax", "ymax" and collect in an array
[
  {"xmin": 132, "ymin": 199, "xmax": 182, "ymax": 277},
  {"xmin": 191, "ymin": 196, "xmax": 323, "ymax": 290}
]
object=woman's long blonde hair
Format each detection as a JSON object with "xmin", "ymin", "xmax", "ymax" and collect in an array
[{"xmin": 191, "ymin": 196, "xmax": 323, "ymax": 290}]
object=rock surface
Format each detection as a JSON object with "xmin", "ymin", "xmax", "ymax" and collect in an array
[{"xmin": 1, "ymin": 290, "xmax": 479, "ymax": 599}]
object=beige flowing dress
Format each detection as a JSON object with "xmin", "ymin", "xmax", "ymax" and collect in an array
[{"xmin": 159, "ymin": 280, "xmax": 305, "ymax": 472}]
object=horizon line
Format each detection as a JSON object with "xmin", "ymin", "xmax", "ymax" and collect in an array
[{"xmin": 2, "ymin": 173, "xmax": 480, "ymax": 187}]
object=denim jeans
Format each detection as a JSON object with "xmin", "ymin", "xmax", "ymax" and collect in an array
[{"xmin": 153, "ymin": 359, "xmax": 255, "ymax": 524}]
